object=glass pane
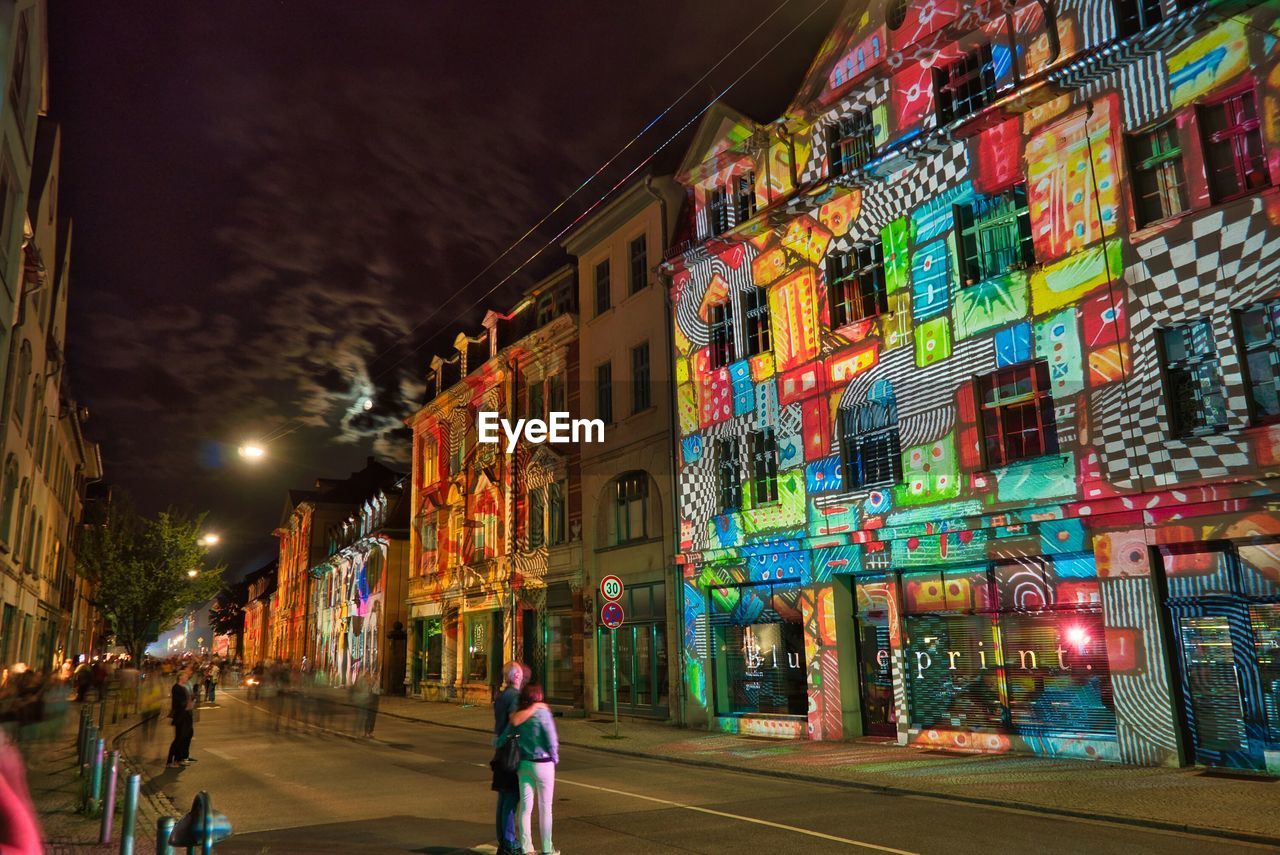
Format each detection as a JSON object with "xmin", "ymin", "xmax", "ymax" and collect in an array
[
  {"xmin": 1001, "ymin": 612, "xmax": 1115, "ymax": 735},
  {"xmin": 709, "ymin": 584, "xmax": 807, "ymax": 716},
  {"xmin": 616, "ymin": 627, "xmax": 634, "ymax": 705},
  {"xmin": 655, "ymin": 622, "xmax": 669, "ymax": 707},
  {"xmin": 1179, "ymin": 616, "xmax": 1247, "ymax": 752},
  {"xmin": 1164, "ymin": 546, "xmax": 1235, "ymax": 598},
  {"xmin": 856, "ymin": 578, "xmax": 895, "ymax": 733},
  {"xmin": 635, "ymin": 627, "xmax": 652, "ymax": 705},
  {"xmin": 1249, "ymin": 604, "xmax": 1280, "ymax": 742},
  {"xmin": 1238, "ymin": 543, "xmax": 1280, "ymax": 598},
  {"xmin": 545, "ymin": 613, "xmax": 575, "ymax": 702},
  {"xmin": 904, "ymin": 614, "xmax": 1005, "ymax": 730}
]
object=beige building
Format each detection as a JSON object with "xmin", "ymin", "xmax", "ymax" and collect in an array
[{"xmin": 561, "ymin": 176, "xmax": 683, "ymax": 719}]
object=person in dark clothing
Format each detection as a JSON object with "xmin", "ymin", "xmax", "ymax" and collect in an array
[
  {"xmin": 491, "ymin": 661, "xmax": 528, "ymax": 855},
  {"xmin": 165, "ymin": 670, "xmax": 195, "ymax": 768}
]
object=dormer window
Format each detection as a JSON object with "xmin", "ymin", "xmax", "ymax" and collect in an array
[
  {"xmin": 935, "ymin": 44, "xmax": 998, "ymax": 125},
  {"xmin": 708, "ymin": 185, "xmax": 731, "ymax": 236},
  {"xmin": 827, "ymin": 111, "xmax": 876, "ymax": 177}
]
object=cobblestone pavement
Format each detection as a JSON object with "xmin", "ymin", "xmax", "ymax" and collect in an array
[
  {"xmin": 329, "ymin": 690, "xmax": 1280, "ymax": 844},
  {"xmin": 20, "ymin": 702, "xmax": 170, "ymax": 855}
]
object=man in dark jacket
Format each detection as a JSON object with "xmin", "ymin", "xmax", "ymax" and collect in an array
[
  {"xmin": 491, "ymin": 661, "xmax": 527, "ymax": 855},
  {"xmin": 165, "ymin": 670, "xmax": 195, "ymax": 768}
]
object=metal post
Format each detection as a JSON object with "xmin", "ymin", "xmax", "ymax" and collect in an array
[
  {"xmin": 156, "ymin": 817, "xmax": 175, "ymax": 855},
  {"xmin": 88, "ymin": 737, "xmax": 105, "ymax": 813},
  {"xmin": 201, "ymin": 790, "xmax": 214, "ymax": 855},
  {"xmin": 611, "ymin": 626, "xmax": 619, "ymax": 739},
  {"xmin": 99, "ymin": 751, "xmax": 119, "ymax": 843},
  {"xmin": 76, "ymin": 706, "xmax": 88, "ymax": 750},
  {"xmin": 119, "ymin": 774, "xmax": 140, "ymax": 855}
]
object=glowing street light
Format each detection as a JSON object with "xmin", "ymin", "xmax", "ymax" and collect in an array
[
  {"xmin": 187, "ymin": 569, "xmax": 199, "ymax": 578},
  {"xmin": 199, "ymin": 533, "xmax": 220, "ymax": 547},
  {"xmin": 238, "ymin": 442, "xmax": 266, "ymax": 461},
  {"xmin": 362, "ymin": 397, "xmax": 374, "ymax": 411}
]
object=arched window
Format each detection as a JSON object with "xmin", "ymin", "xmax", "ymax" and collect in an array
[
  {"xmin": 0, "ymin": 456, "xmax": 17, "ymax": 545},
  {"xmin": 886, "ymin": 0, "xmax": 909, "ymax": 30},
  {"xmin": 14, "ymin": 478, "xmax": 28, "ymax": 555},
  {"xmin": 11, "ymin": 341, "xmax": 31, "ymax": 425},
  {"xmin": 610, "ymin": 471, "xmax": 650, "ymax": 546}
]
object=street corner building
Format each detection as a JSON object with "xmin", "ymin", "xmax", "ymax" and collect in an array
[
  {"xmin": 269, "ymin": 458, "xmax": 410, "ymax": 694},
  {"xmin": 661, "ymin": 0, "xmax": 1280, "ymax": 775}
]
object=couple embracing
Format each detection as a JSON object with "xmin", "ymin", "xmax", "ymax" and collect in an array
[{"xmin": 492, "ymin": 661, "xmax": 560, "ymax": 855}]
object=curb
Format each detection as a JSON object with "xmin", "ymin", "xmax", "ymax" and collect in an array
[{"xmin": 349, "ymin": 700, "xmax": 1280, "ymax": 849}]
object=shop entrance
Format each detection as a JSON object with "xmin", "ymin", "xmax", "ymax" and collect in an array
[
  {"xmin": 854, "ymin": 576, "xmax": 897, "ymax": 737},
  {"xmin": 1159, "ymin": 541, "xmax": 1280, "ymax": 774}
]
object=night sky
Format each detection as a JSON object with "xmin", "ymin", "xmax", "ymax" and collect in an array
[{"xmin": 47, "ymin": 2, "xmax": 840, "ymax": 578}]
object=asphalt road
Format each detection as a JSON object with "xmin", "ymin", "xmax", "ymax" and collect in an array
[{"xmin": 120, "ymin": 688, "xmax": 1273, "ymax": 855}]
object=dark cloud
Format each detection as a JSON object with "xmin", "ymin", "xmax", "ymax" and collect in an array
[{"xmin": 50, "ymin": 2, "xmax": 839, "ymax": 575}]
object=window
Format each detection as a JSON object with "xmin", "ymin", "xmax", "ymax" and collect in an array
[
  {"xmin": 450, "ymin": 419, "xmax": 465, "ymax": 475},
  {"xmin": 715, "ymin": 437, "xmax": 741, "ymax": 512},
  {"xmin": 708, "ymin": 185, "xmax": 731, "ymax": 236},
  {"xmin": 1128, "ymin": 122, "xmax": 1188, "ymax": 227},
  {"xmin": 1114, "ymin": 0, "xmax": 1162, "ymax": 36},
  {"xmin": 1238, "ymin": 299, "xmax": 1280, "ymax": 425},
  {"xmin": 465, "ymin": 614, "xmax": 490, "ymax": 681},
  {"xmin": 13, "ymin": 480, "xmax": 26, "ymax": 556},
  {"xmin": 709, "ymin": 582, "xmax": 807, "ymax": 716},
  {"xmin": 1200, "ymin": 89, "xmax": 1270, "ymax": 203},
  {"xmin": 839, "ymin": 397, "xmax": 902, "ymax": 488},
  {"xmin": 902, "ymin": 557, "xmax": 1114, "ymax": 738},
  {"xmin": 528, "ymin": 380, "xmax": 544, "ymax": 421},
  {"xmin": 0, "ymin": 456, "xmax": 16, "ymax": 546},
  {"xmin": 1160, "ymin": 320, "xmax": 1228, "ymax": 437},
  {"xmin": 596, "ymin": 362, "xmax": 613, "ymax": 423},
  {"xmin": 10, "ymin": 341, "xmax": 30, "ymax": 425},
  {"xmin": 827, "ymin": 111, "xmax": 876, "ymax": 177},
  {"xmin": 935, "ymin": 44, "xmax": 998, "ymax": 125},
  {"xmin": 547, "ymin": 480, "xmax": 567, "ymax": 546},
  {"xmin": 613, "ymin": 472, "xmax": 648, "ymax": 544},
  {"xmin": 0, "ymin": 156, "xmax": 14, "ymax": 265},
  {"xmin": 422, "ymin": 437, "xmax": 439, "ymax": 485},
  {"xmin": 420, "ymin": 618, "xmax": 443, "ymax": 680},
  {"xmin": 828, "ymin": 243, "xmax": 887, "ymax": 328},
  {"xmin": 977, "ymin": 360, "xmax": 1059, "ymax": 467},
  {"xmin": 734, "ymin": 172, "xmax": 757, "ymax": 224},
  {"xmin": 547, "ymin": 373, "xmax": 565, "ymax": 414},
  {"xmin": 528, "ymin": 487, "xmax": 545, "ymax": 548},
  {"xmin": 955, "ymin": 184, "xmax": 1035, "ymax": 285},
  {"xmin": 748, "ymin": 428, "xmax": 779, "ymax": 505},
  {"xmin": 595, "ymin": 259, "xmax": 611, "ymax": 315},
  {"xmin": 631, "ymin": 341, "xmax": 650, "ymax": 414},
  {"xmin": 628, "ymin": 235, "xmax": 648, "ymax": 295},
  {"xmin": 708, "ymin": 302, "xmax": 734, "ymax": 369},
  {"xmin": 8, "ymin": 13, "xmax": 29, "ymax": 123},
  {"xmin": 743, "ymin": 287, "xmax": 771, "ymax": 357}
]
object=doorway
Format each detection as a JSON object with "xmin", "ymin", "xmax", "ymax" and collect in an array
[{"xmin": 854, "ymin": 576, "xmax": 897, "ymax": 737}]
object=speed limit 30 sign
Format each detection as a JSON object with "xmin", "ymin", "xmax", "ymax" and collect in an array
[{"xmin": 600, "ymin": 574, "xmax": 624, "ymax": 602}]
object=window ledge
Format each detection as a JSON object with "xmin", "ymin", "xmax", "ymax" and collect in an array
[{"xmin": 978, "ymin": 452, "xmax": 1072, "ymax": 477}]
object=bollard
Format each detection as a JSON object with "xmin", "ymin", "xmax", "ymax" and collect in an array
[
  {"xmin": 99, "ymin": 750, "xmax": 119, "ymax": 843},
  {"xmin": 81, "ymin": 724, "xmax": 97, "ymax": 774},
  {"xmin": 88, "ymin": 737, "xmax": 105, "ymax": 814},
  {"xmin": 156, "ymin": 817, "xmax": 175, "ymax": 855},
  {"xmin": 119, "ymin": 774, "xmax": 140, "ymax": 855}
]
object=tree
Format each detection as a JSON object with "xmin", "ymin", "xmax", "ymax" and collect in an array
[
  {"xmin": 78, "ymin": 501, "xmax": 226, "ymax": 662},
  {"xmin": 209, "ymin": 594, "xmax": 244, "ymax": 638}
]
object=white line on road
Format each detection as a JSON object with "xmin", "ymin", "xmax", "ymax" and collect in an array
[{"xmin": 468, "ymin": 763, "xmax": 917, "ymax": 853}]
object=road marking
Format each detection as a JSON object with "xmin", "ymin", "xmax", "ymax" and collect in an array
[{"xmin": 465, "ymin": 763, "xmax": 912, "ymax": 854}]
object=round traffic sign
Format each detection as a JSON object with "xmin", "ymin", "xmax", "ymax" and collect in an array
[
  {"xmin": 600, "ymin": 574, "xmax": 624, "ymax": 602},
  {"xmin": 600, "ymin": 601, "xmax": 625, "ymax": 629}
]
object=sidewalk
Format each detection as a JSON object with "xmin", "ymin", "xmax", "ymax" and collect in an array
[
  {"xmin": 351, "ymin": 691, "xmax": 1280, "ymax": 846},
  {"xmin": 19, "ymin": 703, "xmax": 170, "ymax": 855}
]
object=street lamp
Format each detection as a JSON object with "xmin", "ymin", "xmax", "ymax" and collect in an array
[
  {"xmin": 199, "ymin": 533, "xmax": 220, "ymax": 547},
  {"xmin": 187, "ymin": 569, "xmax": 199, "ymax": 579},
  {"xmin": 238, "ymin": 442, "xmax": 266, "ymax": 461}
]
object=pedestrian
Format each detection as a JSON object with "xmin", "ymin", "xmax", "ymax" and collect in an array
[
  {"xmin": 502, "ymin": 683, "xmax": 559, "ymax": 855},
  {"xmin": 165, "ymin": 670, "xmax": 195, "ymax": 768},
  {"xmin": 204, "ymin": 662, "xmax": 219, "ymax": 703},
  {"xmin": 350, "ymin": 671, "xmax": 379, "ymax": 738},
  {"xmin": 0, "ymin": 730, "xmax": 42, "ymax": 854},
  {"xmin": 491, "ymin": 661, "xmax": 527, "ymax": 855},
  {"xmin": 72, "ymin": 659, "xmax": 91, "ymax": 703}
]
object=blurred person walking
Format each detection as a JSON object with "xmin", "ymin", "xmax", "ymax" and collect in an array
[{"xmin": 165, "ymin": 670, "xmax": 195, "ymax": 768}]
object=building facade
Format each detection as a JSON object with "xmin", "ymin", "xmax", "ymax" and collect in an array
[
  {"xmin": 662, "ymin": 0, "xmax": 1280, "ymax": 775},
  {"xmin": 242, "ymin": 560, "xmax": 276, "ymax": 668},
  {"xmin": 562, "ymin": 176, "xmax": 685, "ymax": 719},
  {"xmin": 407, "ymin": 267, "xmax": 584, "ymax": 706},
  {"xmin": 308, "ymin": 464, "xmax": 410, "ymax": 693}
]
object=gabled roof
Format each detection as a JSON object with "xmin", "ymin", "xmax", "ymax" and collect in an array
[
  {"xmin": 785, "ymin": 0, "xmax": 877, "ymax": 118},
  {"xmin": 674, "ymin": 101, "xmax": 761, "ymax": 186}
]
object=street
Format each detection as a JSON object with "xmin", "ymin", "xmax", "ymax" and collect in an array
[{"xmin": 114, "ymin": 689, "xmax": 1273, "ymax": 855}]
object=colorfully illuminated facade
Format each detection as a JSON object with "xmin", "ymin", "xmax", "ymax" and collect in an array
[
  {"xmin": 662, "ymin": 0, "xmax": 1280, "ymax": 774},
  {"xmin": 407, "ymin": 267, "xmax": 585, "ymax": 707},
  {"xmin": 307, "ymin": 463, "xmax": 409, "ymax": 694},
  {"xmin": 242, "ymin": 560, "xmax": 275, "ymax": 668}
]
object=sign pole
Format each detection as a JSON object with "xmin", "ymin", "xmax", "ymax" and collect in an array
[{"xmin": 611, "ymin": 626, "xmax": 619, "ymax": 738}]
